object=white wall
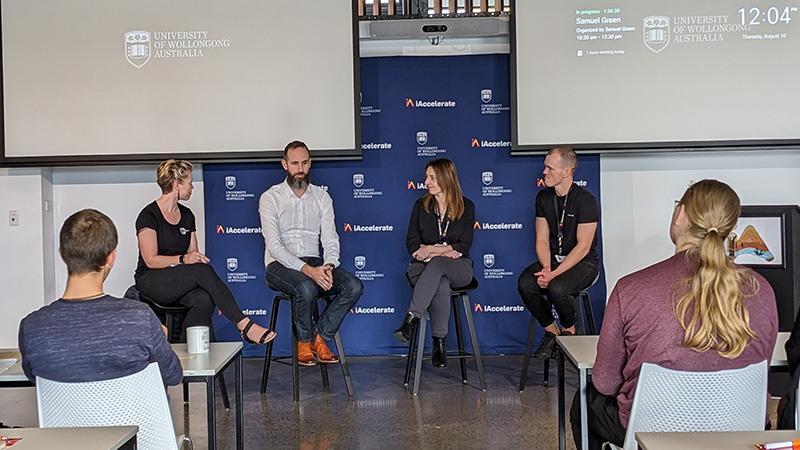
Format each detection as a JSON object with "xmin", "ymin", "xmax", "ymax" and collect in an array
[
  {"xmin": 0, "ymin": 166, "xmax": 204, "ymax": 347},
  {"xmin": 0, "ymin": 169, "xmax": 52, "ymax": 346},
  {"xmin": 601, "ymin": 149, "xmax": 800, "ymax": 296}
]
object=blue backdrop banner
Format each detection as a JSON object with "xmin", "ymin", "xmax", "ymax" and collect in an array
[{"xmin": 203, "ymin": 54, "xmax": 606, "ymax": 357}]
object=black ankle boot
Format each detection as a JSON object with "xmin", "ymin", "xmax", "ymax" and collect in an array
[
  {"xmin": 393, "ymin": 313, "xmax": 419, "ymax": 344},
  {"xmin": 432, "ymin": 336, "xmax": 447, "ymax": 368}
]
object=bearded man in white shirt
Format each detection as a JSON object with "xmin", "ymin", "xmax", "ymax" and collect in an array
[{"xmin": 259, "ymin": 140, "xmax": 363, "ymax": 366}]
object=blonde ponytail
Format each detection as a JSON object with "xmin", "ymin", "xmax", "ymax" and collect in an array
[{"xmin": 674, "ymin": 180, "xmax": 759, "ymax": 359}]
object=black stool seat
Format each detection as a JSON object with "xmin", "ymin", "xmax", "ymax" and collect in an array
[
  {"xmin": 124, "ymin": 285, "xmax": 230, "ymax": 409},
  {"xmin": 452, "ymin": 278, "xmax": 479, "ymax": 293},
  {"xmin": 137, "ymin": 294, "xmax": 190, "ymax": 343},
  {"xmin": 518, "ymin": 276, "xmax": 599, "ymax": 391},
  {"xmin": 403, "ymin": 277, "xmax": 486, "ymax": 395},
  {"xmin": 260, "ymin": 293, "xmax": 354, "ymax": 401}
]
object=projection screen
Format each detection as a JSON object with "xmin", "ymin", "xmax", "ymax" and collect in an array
[
  {"xmin": 0, "ymin": 0, "xmax": 359, "ymax": 166},
  {"xmin": 512, "ymin": 0, "xmax": 800, "ymax": 154}
]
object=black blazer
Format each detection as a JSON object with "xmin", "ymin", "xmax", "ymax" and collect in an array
[{"xmin": 405, "ymin": 196, "xmax": 475, "ymax": 258}]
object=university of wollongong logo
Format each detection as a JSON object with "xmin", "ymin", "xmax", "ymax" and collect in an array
[
  {"xmin": 643, "ymin": 16, "xmax": 670, "ymax": 53},
  {"xmin": 124, "ymin": 31, "xmax": 151, "ymax": 68}
]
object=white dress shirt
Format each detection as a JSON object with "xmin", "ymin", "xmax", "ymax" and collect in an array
[{"xmin": 258, "ymin": 180, "xmax": 340, "ymax": 271}]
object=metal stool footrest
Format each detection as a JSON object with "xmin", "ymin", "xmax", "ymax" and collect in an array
[
  {"xmin": 260, "ymin": 294, "xmax": 354, "ymax": 401},
  {"xmin": 402, "ymin": 278, "xmax": 486, "ymax": 395},
  {"xmin": 518, "ymin": 283, "xmax": 598, "ymax": 392}
]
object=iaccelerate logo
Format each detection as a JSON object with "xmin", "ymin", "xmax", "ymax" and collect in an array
[
  {"xmin": 470, "ymin": 137, "xmax": 511, "ymax": 148},
  {"xmin": 215, "ymin": 224, "xmax": 262, "ymax": 234},
  {"xmin": 225, "ymin": 257, "xmax": 256, "ymax": 283},
  {"xmin": 482, "ymin": 253, "xmax": 515, "ymax": 280},
  {"xmin": 473, "ymin": 303, "xmax": 525, "ymax": 313},
  {"xmin": 352, "ymin": 173, "xmax": 383, "ymax": 200},
  {"xmin": 361, "ymin": 142, "xmax": 392, "ymax": 151},
  {"xmin": 224, "ymin": 175, "xmax": 255, "ymax": 202},
  {"xmin": 352, "ymin": 255, "xmax": 385, "ymax": 282},
  {"xmin": 479, "ymin": 88, "xmax": 510, "ymax": 115},
  {"xmin": 416, "ymin": 130, "xmax": 446, "ymax": 157},
  {"xmin": 350, "ymin": 305, "xmax": 396, "ymax": 314},
  {"xmin": 536, "ymin": 179, "xmax": 588, "ymax": 189},
  {"xmin": 343, "ymin": 223, "xmax": 394, "ymax": 232},
  {"xmin": 404, "ymin": 97, "xmax": 457, "ymax": 108},
  {"xmin": 407, "ymin": 180, "xmax": 426, "ymax": 190},
  {"xmin": 473, "ymin": 221, "xmax": 523, "ymax": 231},
  {"xmin": 481, "ymin": 171, "xmax": 513, "ymax": 198}
]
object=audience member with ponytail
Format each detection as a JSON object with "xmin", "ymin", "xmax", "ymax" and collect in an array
[{"xmin": 571, "ymin": 179, "xmax": 778, "ymax": 450}]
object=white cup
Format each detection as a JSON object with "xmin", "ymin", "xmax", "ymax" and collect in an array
[{"xmin": 186, "ymin": 326, "xmax": 210, "ymax": 354}]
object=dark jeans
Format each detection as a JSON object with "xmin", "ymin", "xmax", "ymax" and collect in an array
[
  {"xmin": 136, "ymin": 263, "xmax": 247, "ymax": 331},
  {"xmin": 265, "ymin": 257, "xmax": 363, "ymax": 342},
  {"xmin": 570, "ymin": 382, "xmax": 626, "ymax": 450},
  {"xmin": 406, "ymin": 257, "xmax": 473, "ymax": 338},
  {"xmin": 517, "ymin": 258, "xmax": 598, "ymax": 329}
]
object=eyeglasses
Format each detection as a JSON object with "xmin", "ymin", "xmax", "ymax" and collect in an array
[{"xmin": 673, "ymin": 200, "xmax": 681, "ymax": 208}]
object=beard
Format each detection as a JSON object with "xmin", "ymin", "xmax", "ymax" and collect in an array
[{"xmin": 287, "ymin": 171, "xmax": 310, "ymax": 189}]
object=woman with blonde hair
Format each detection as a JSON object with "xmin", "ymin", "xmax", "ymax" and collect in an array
[
  {"xmin": 393, "ymin": 158, "xmax": 475, "ymax": 368},
  {"xmin": 572, "ymin": 179, "xmax": 778, "ymax": 449},
  {"xmin": 135, "ymin": 159, "xmax": 276, "ymax": 345}
]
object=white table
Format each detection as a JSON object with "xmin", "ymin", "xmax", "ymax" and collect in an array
[
  {"xmin": 0, "ymin": 342, "xmax": 244, "ymax": 450},
  {"xmin": 0, "ymin": 426, "xmax": 137, "ymax": 449},
  {"xmin": 556, "ymin": 332, "xmax": 790, "ymax": 450},
  {"xmin": 636, "ymin": 430, "xmax": 800, "ymax": 450}
]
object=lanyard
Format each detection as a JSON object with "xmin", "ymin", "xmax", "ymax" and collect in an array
[
  {"xmin": 553, "ymin": 190, "xmax": 570, "ymax": 256},
  {"xmin": 434, "ymin": 204, "xmax": 450, "ymax": 244}
]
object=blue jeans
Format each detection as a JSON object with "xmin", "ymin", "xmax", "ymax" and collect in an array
[{"xmin": 265, "ymin": 257, "xmax": 363, "ymax": 342}]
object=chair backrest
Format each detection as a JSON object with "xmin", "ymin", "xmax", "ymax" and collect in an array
[
  {"xmin": 795, "ymin": 384, "xmax": 800, "ymax": 430},
  {"xmin": 622, "ymin": 360, "xmax": 768, "ymax": 450},
  {"xmin": 36, "ymin": 362, "xmax": 178, "ymax": 450}
]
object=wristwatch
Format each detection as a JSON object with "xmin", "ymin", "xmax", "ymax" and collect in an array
[{"xmin": 179, "ymin": 254, "xmax": 185, "ymax": 264}]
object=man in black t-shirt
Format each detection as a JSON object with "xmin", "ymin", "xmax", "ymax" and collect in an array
[{"xmin": 518, "ymin": 146, "xmax": 600, "ymax": 360}]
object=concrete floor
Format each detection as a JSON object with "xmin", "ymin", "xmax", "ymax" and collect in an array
[{"xmin": 0, "ymin": 355, "xmax": 782, "ymax": 449}]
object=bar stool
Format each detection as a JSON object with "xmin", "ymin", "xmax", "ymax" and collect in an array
[
  {"xmin": 518, "ymin": 275, "xmax": 599, "ymax": 391},
  {"xmin": 403, "ymin": 278, "xmax": 486, "ymax": 396},
  {"xmin": 260, "ymin": 293, "xmax": 354, "ymax": 402},
  {"xmin": 125, "ymin": 285, "xmax": 230, "ymax": 409}
]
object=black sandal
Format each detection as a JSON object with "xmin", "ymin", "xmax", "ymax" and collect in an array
[{"xmin": 239, "ymin": 320, "xmax": 277, "ymax": 345}]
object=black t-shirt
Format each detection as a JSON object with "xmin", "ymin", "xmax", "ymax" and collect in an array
[
  {"xmin": 535, "ymin": 184, "xmax": 599, "ymax": 265},
  {"xmin": 134, "ymin": 201, "xmax": 196, "ymax": 279}
]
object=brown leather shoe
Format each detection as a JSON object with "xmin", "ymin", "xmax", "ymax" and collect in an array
[
  {"xmin": 311, "ymin": 335, "xmax": 339, "ymax": 364},
  {"xmin": 297, "ymin": 341, "xmax": 316, "ymax": 366}
]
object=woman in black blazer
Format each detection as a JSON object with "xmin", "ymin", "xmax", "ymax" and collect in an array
[{"xmin": 393, "ymin": 158, "xmax": 475, "ymax": 368}]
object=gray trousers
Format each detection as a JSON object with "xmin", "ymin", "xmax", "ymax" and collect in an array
[{"xmin": 407, "ymin": 256, "xmax": 473, "ymax": 338}]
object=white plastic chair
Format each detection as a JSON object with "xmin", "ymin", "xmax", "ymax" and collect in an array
[
  {"xmin": 36, "ymin": 362, "xmax": 190, "ymax": 450},
  {"xmin": 607, "ymin": 360, "xmax": 768, "ymax": 450}
]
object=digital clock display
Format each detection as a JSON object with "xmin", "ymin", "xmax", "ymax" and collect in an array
[{"xmin": 739, "ymin": 6, "xmax": 799, "ymax": 25}]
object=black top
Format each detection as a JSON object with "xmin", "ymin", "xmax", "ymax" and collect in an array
[
  {"xmin": 406, "ymin": 196, "xmax": 475, "ymax": 258},
  {"xmin": 535, "ymin": 184, "xmax": 599, "ymax": 265},
  {"xmin": 135, "ymin": 201, "xmax": 196, "ymax": 279}
]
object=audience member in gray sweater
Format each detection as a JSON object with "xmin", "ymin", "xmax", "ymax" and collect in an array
[{"xmin": 18, "ymin": 209, "xmax": 182, "ymax": 386}]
